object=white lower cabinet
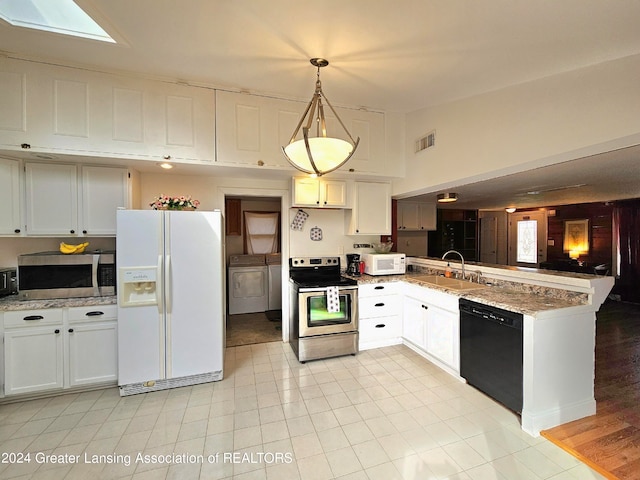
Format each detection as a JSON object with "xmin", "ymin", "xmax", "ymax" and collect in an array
[
  {"xmin": 402, "ymin": 295, "xmax": 428, "ymax": 348},
  {"xmin": 68, "ymin": 306, "xmax": 118, "ymax": 387},
  {"xmin": 359, "ymin": 283, "xmax": 402, "ymax": 350},
  {"xmin": 3, "ymin": 309, "xmax": 64, "ymax": 396},
  {"xmin": 3, "ymin": 305, "xmax": 118, "ymax": 396},
  {"xmin": 401, "ymin": 283, "xmax": 460, "ymax": 374}
]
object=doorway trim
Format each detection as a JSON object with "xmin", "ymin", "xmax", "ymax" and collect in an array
[{"xmin": 217, "ymin": 186, "xmax": 290, "ymax": 343}]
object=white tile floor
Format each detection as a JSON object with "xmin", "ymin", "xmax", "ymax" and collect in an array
[{"xmin": 0, "ymin": 342, "xmax": 606, "ymax": 480}]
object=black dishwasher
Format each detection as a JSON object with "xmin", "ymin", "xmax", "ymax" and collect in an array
[{"xmin": 459, "ymin": 298, "xmax": 523, "ymax": 413}]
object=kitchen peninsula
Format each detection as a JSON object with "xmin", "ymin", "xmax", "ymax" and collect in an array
[{"xmin": 354, "ymin": 256, "xmax": 614, "ymax": 437}]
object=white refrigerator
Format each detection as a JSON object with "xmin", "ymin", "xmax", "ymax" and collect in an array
[{"xmin": 116, "ymin": 209, "xmax": 225, "ymax": 396}]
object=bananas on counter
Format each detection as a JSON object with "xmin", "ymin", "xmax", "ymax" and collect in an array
[{"xmin": 59, "ymin": 242, "xmax": 89, "ymax": 254}]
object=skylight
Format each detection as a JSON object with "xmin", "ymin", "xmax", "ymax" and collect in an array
[{"xmin": 0, "ymin": 0, "xmax": 115, "ymax": 43}]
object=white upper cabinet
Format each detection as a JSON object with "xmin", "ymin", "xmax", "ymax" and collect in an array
[
  {"xmin": 0, "ymin": 157, "xmax": 22, "ymax": 235},
  {"xmin": 0, "ymin": 58, "xmax": 215, "ymax": 162},
  {"xmin": 397, "ymin": 201, "xmax": 437, "ymax": 231},
  {"xmin": 292, "ymin": 177, "xmax": 348, "ymax": 208},
  {"xmin": 25, "ymin": 162, "xmax": 128, "ymax": 236},
  {"xmin": 25, "ymin": 162, "xmax": 78, "ymax": 236},
  {"xmin": 216, "ymin": 90, "xmax": 302, "ymax": 170},
  {"xmin": 346, "ymin": 181, "xmax": 391, "ymax": 235},
  {"xmin": 216, "ymin": 90, "xmax": 388, "ymax": 175},
  {"xmin": 80, "ymin": 166, "xmax": 129, "ymax": 236},
  {"xmin": 323, "ymin": 106, "xmax": 387, "ymax": 175}
]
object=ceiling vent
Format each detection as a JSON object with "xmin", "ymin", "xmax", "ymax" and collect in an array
[{"xmin": 415, "ymin": 131, "xmax": 435, "ymax": 153}]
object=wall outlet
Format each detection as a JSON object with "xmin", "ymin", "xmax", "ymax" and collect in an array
[{"xmin": 353, "ymin": 243, "xmax": 371, "ymax": 248}]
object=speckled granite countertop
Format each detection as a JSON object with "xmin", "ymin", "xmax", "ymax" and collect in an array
[
  {"xmin": 349, "ymin": 273, "xmax": 588, "ymax": 316},
  {"xmin": 0, "ymin": 295, "xmax": 117, "ymax": 312}
]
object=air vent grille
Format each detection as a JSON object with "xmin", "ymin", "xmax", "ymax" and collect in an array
[{"xmin": 416, "ymin": 131, "xmax": 435, "ymax": 152}]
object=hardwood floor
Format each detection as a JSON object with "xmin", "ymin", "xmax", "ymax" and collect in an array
[{"xmin": 542, "ymin": 300, "xmax": 640, "ymax": 480}]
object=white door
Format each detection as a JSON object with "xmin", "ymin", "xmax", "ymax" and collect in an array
[
  {"xmin": 480, "ymin": 216, "xmax": 498, "ymax": 264},
  {"xmin": 508, "ymin": 211, "xmax": 547, "ymax": 267},
  {"xmin": 116, "ymin": 210, "xmax": 164, "ymax": 385},
  {"xmin": 165, "ymin": 211, "xmax": 224, "ymax": 379}
]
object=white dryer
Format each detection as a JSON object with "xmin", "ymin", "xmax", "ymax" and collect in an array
[{"xmin": 227, "ymin": 254, "xmax": 268, "ymax": 315}]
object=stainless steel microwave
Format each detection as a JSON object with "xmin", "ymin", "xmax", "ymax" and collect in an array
[{"xmin": 17, "ymin": 251, "xmax": 115, "ymax": 300}]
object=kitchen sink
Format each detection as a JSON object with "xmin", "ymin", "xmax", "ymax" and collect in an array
[{"xmin": 413, "ymin": 275, "xmax": 488, "ymax": 291}]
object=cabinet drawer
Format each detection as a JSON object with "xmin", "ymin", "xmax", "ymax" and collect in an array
[
  {"xmin": 68, "ymin": 304, "xmax": 117, "ymax": 323},
  {"xmin": 359, "ymin": 295, "xmax": 401, "ymax": 319},
  {"xmin": 359, "ymin": 282, "xmax": 398, "ymax": 298},
  {"xmin": 359, "ymin": 316, "xmax": 402, "ymax": 342},
  {"xmin": 4, "ymin": 309, "xmax": 63, "ymax": 328}
]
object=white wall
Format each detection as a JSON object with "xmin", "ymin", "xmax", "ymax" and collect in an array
[
  {"xmin": 394, "ymin": 54, "xmax": 640, "ymax": 197},
  {"xmin": 288, "ymin": 208, "xmax": 380, "ymax": 263}
]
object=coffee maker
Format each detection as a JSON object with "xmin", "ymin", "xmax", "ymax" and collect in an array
[{"xmin": 346, "ymin": 253, "xmax": 361, "ymax": 276}]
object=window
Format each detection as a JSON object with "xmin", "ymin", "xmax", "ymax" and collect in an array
[{"xmin": 0, "ymin": 0, "xmax": 115, "ymax": 43}]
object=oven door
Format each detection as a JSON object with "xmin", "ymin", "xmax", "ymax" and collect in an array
[{"xmin": 298, "ymin": 286, "xmax": 358, "ymax": 337}]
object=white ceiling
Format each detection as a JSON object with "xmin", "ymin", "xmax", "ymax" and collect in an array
[{"xmin": 1, "ymin": 0, "xmax": 640, "ymax": 209}]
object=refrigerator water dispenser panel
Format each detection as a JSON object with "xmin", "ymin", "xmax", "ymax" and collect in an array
[{"xmin": 119, "ymin": 267, "xmax": 158, "ymax": 307}]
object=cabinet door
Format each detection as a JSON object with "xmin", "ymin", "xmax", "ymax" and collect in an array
[
  {"xmin": 419, "ymin": 203, "xmax": 437, "ymax": 230},
  {"xmin": 216, "ymin": 90, "xmax": 303, "ymax": 169},
  {"xmin": 0, "ymin": 157, "xmax": 22, "ymax": 235},
  {"xmin": 426, "ymin": 304, "xmax": 459, "ymax": 370},
  {"xmin": 25, "ymin": 163, "xmax": 78, "ymax": 235},
  {"xmin": 80, "ymin": 166, "xmax": 128, "ymax": 236},
  {"xmin": 68, "ymin": 321, "xmax": 118, "ymax": 386},
  {"xmin": 292, "ymin": 177, "xmax": 321, "ymax": 206},
  {"xmin": 145, "ymin": 82, "xmax": 216, "ymax": 162},
  {"xmin": 402, "ymin": 296, "xmax": 428, "ymax": 349},
  {"xmin": 4, "ymin": 326, "xmax": 64, "ymax": 395},
  {"xmin": 349, "ymin": 181, "xmax": 391, "ymax": 235},
  {"xmin": 320, "ymin": 180, "xmax": 347, "ymax": 207},
  {"xmin": 398, "ymin": 202, "xmax": 420, "ymax": 230},
  {"xmin": 323, "ymin": 106, "xmax": 386, "ymax": 175}
]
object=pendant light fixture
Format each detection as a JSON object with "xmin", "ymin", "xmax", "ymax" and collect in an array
[
  {"xmin": 437, "ymin": 193, "xmax": 458, "ymax": 203},
  {"xmin": 282, "ymin": 58, "xmax": 359, "ymax": 177}
]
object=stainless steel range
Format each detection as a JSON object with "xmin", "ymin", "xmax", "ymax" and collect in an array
[{"xmin": 289, "ymin": 256, "xmax": 359, "ymax": 363}]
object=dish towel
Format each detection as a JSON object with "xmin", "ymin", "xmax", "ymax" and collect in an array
[{"xmin": 326, "ymin": 286, "xmax": 340, "ymax": 313}]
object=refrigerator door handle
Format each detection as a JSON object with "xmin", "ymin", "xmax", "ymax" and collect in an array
[
  {"xmin": 165, "ymin": 255, "xmax": 172, "ymax": 314},
  {"xmin": 156, "ymin": 255, "xmax": 163, "ymax": 314}
]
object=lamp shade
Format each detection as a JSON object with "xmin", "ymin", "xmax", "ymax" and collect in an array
[{"xmin": 283, "ymin": 137, "xmax": 355, "ymax": 176}]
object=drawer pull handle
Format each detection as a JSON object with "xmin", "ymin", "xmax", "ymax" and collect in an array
[
  {"xmin": 68, "ymin": 328, "xmax": 74, "ymax": 333},
  {"xmin": 374, "ymin": 286, "xmax": 385, "ymax": 290},
  {"xmin": 54, "ymin": 329, "xmax": 60, "ymax": 334},
  {"xmin": 85, "ymin": 311, "xmax": 105, "ymax": 317},
  {"xmin": 421, "ymin": 305, "xmax": 429, "ymax": 309},
  {"xmin": 375, "ymin": 324, "xmax": 386, "ymax": 328},
  {"xmin": 375, "ymin": 303, "xmax": 385, "ymax": 307},
  {"xmin": 23, "ymin": 315, "xmax": 44, "ymax": 321}
]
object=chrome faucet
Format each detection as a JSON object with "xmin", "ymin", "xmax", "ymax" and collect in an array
[{"xmin": 442, "ymin": 250, "xmax": 465, "ymax": 279}]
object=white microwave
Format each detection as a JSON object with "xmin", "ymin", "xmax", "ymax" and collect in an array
[{"xmin": 362, "ymin": 253, "xmax": 406, "ymax": 276}]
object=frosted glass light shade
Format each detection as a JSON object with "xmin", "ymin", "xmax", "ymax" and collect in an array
[{"xmin": 283, "ymin": 137, "xmax": 354, "ymax": 176}]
